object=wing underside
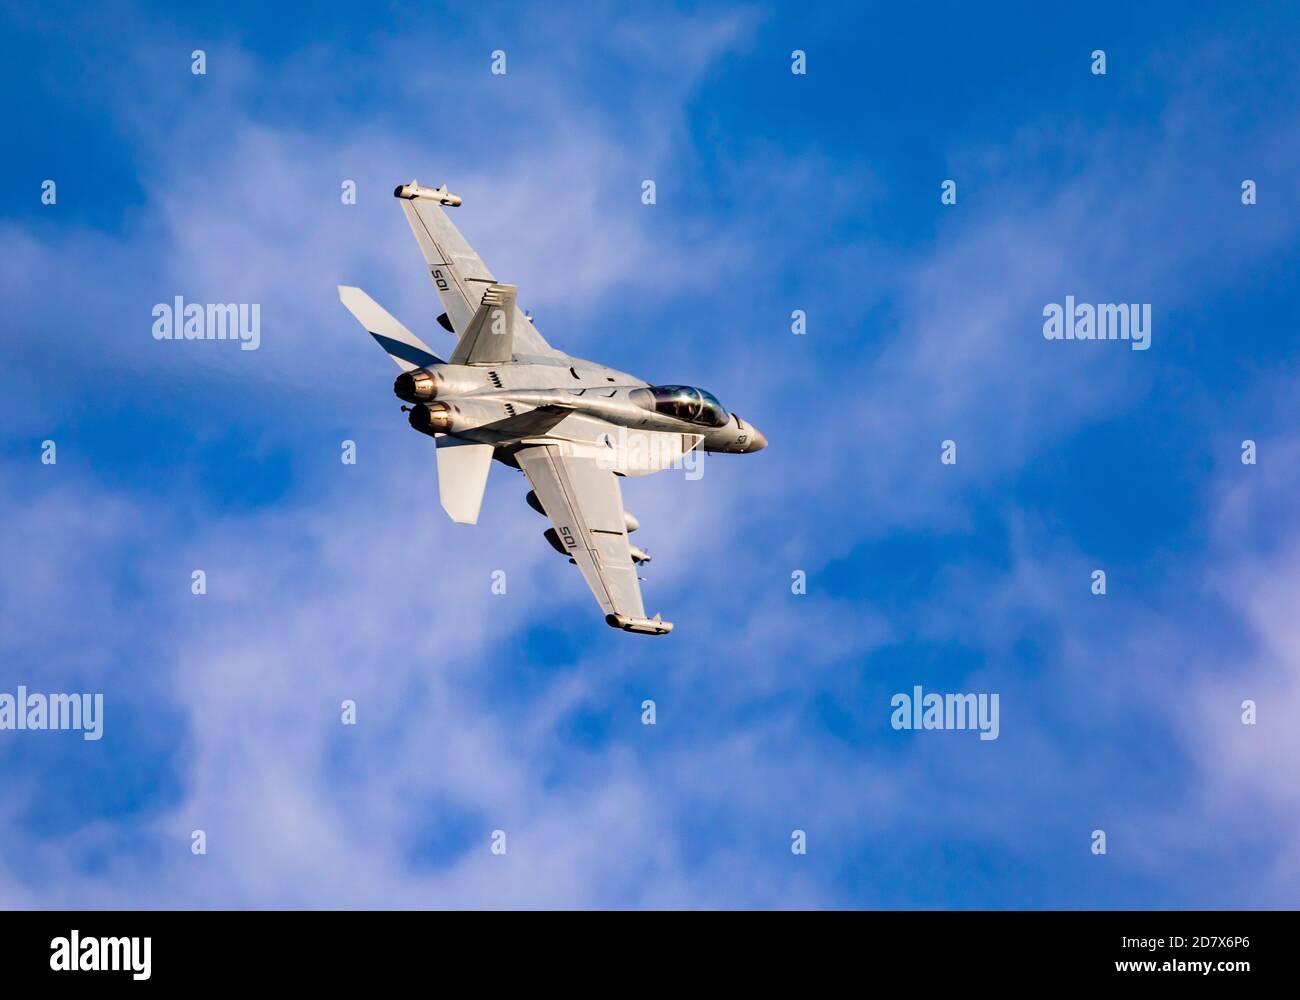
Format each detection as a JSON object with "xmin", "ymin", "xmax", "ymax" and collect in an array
[{"xmin": 515, "ymin": 444, "xmax": 671, "ymax": 635}]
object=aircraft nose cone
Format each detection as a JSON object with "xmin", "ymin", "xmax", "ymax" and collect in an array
[{"xmin": 747, "ymin": 426, "xmax": 767, "ymax": 452}]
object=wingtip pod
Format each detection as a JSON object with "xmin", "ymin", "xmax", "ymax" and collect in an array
[
  {"xmin": 393, "ymin": 180, "xmax": 462, "ymax": 206},
  {"xmin": 606, "ymin": 614, "xmax": 674, "ymax": 636}
]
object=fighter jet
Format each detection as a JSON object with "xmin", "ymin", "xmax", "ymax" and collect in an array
[{"xmin": 338, "ymin": 181, "xmax": 766, "ymax": 635}]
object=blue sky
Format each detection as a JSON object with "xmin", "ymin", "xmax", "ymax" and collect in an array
[{"xmin": 2, "ymin": 1, "xmax": 1299, "ymax": 908}]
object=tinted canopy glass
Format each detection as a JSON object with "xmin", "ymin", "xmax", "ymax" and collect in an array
[{"xmin": 647, "ymin": 385, "xmax": 729, "ymax": 427}]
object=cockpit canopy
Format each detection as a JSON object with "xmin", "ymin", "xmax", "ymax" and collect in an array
[{"xmin": 642, "ymin": 385, "xmax": 730, "ymax": 428}]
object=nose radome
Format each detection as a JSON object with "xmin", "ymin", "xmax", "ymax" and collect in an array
[{"xmin": 746, "ymin": 426, "xmax": 767, "ymax": 452}]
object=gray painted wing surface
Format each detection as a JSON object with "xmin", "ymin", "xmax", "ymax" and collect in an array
[
  {"xmin": 515, "ymin": 445, "xmax": 646, "ymax": 620},
  {"xmin": 399, "ymin": 198, "xmax": 553, "ymax": 358}
]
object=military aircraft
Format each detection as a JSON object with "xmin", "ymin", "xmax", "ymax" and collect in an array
[{"xmin": 338, "ymin": 181, "xmax": 766, "ymax": 635}]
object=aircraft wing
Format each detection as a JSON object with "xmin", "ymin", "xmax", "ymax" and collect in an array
[
  {"xmin": 515, "ymin": 445, "xmax": 672, "ymax": 635},
  {"xmin": 395, "ymin": 182, "xmax": 554, "ymax": 359}
]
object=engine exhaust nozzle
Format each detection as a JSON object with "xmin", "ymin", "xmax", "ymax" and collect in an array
[
  {"xmin": 394, "ymin": 369, "xmax": 437, "ymax": 403},
  {"xmin": 409, "ymin": 402, "xmax": 454, "ymax": 436}
]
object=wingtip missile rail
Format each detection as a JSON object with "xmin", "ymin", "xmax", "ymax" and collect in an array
[{"xmin": 393, "ymin": 180, "xmax": 462, "ymax": 206}]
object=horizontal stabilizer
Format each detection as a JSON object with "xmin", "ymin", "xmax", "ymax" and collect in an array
[
  {"xmin": 338, "ymin": 285, "xmax": 442, "ymax": 370},
  {"xmin": 435, "ymin": 437, "xmax": 494, "ymax": 524}
]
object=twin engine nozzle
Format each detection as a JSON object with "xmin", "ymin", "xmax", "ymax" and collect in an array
[
  {"xmin": 394, "ymin": 369, "xmax": 438, "ymax": 403},
  {"xmin": 407, "ymin": 401, "xmax": 454, "ymax": 436}
]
